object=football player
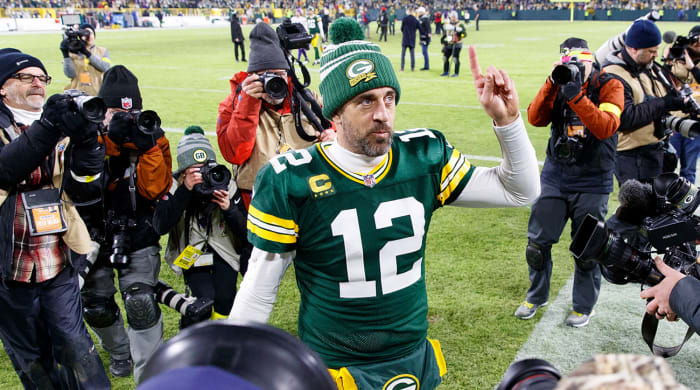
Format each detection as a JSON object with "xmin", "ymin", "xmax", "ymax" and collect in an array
[{"xmin": 230, "ymin": 19, "xmax": 540, "ymax": 390}]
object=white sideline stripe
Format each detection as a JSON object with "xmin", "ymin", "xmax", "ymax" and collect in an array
[
  {"xmin": 162, "ymin": 127, "xmax": 545, "ymax": 166},
  {"xmin": 509, "ymin": 276, "xmax": 700, "ymax": 386}
]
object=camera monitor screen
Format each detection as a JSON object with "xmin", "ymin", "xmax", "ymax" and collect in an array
[{"xmin": 61, "ymin": 14, "xmax": 82, "ymax": 26}]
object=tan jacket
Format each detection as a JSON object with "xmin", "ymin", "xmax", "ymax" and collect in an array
[{"xmin": 65, "ymin": 45, "xmax": 109, "ymax": 96}]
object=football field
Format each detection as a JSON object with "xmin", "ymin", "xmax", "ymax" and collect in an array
[{"xmin": 1, "ymin": 19, "xmax": 699, "ymax": 389}]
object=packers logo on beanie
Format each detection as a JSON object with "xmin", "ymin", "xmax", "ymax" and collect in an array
[
  {"xmin": 176, "ymin": 126, "xmax": 216, "ymax": 173},
  {"xmin": 319, "ymin": 18, "xmax": 400, "ymax": 118}
]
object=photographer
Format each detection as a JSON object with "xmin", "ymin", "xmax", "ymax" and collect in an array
[
  {"xmin": 666, "ymin": 26, "xmax": 700, "ymax": 183},
  {"xmin": 0, "ymin": 50, "xmax": 109, "ymax": 388},
  {"xmin": 153, "ymin": 126, "xmax": 248, "ymax": 326},
  {"xmin": 79, "ymin": 65, "xmax": 171, "ymax": 383},
  {"xmin": 640, "ymin": 256, "xmax": 700, "ymax": 332},
  {"xmin": 61, "ymin": 23, "xmax": 111, "ymax": 97},
  {"xmin": 216, "ymin": 22, "xmax": 335, "ymax": 209},
  {"xmin": 515, "ymin": 38, "xmax": 624, "ymax": 327},
  {"xmin": 602, "ymin": 19, "xmax": 688, "ymax": 185}
]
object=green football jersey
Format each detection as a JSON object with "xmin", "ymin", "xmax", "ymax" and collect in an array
[
  {"xmin": 247, "ymin": 129, "xmax": 474, "ymax": 368},
  {"xmin": 307, "ymin": 15, "xmax": 321, "ymax": 34}
]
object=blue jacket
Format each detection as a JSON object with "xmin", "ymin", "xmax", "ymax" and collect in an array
[{"xmin": 401, "ymin": 15, "xmax": 419, "ymax": 47}]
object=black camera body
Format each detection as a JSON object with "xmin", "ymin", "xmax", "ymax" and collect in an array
[
  {"xmin": 666, "ymin": 34, "xmax": 699, "ymax": 61},
  {"xmin": 551, "ymin": 62, "xmax": 581, "ymax": 85},
  {"xmin": 194, "ymin": 160, "xmax": 231, "ymax": 196},
  {"xmin": 63, "ymin": 27, "xmax": 90, "ymax": 52},
  {"xmin": 552, "ymin": 107, "xmax": 586, "ymax": 164},
  {"xmin": 276, "ymin": 18, "xmax": 312, "ymax": 51},
  {"xmin": 64, "ymin": 89, "xmax": 106, "ymax": 124},
  {"xmin": 113, "ymin": 110, "xmax": 161, "ymax": 146},
  {"xmin": 106, "ymin": 211, "xmax": 137, "ymax": 268},
  {"xmin": 259, "ymin": 72, "xmax": 288, "ymax": 100},
  {"xmin": 570, "ymin": 173, "xmax": 700, "ymax": 286}
]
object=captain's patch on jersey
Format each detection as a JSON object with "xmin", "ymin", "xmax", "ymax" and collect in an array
[
  {"xmin": 347, "ymin": 59, "xmax": 378, "ymax": 87},
  {"xmin": 383, "ymin": 374, "xmax": 419, "ymax": 390},
  {"xmin": 308, "ymin": 174, "xmax": 335, "ymax": 198}
]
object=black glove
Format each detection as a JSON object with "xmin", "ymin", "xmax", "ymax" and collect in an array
[
  {"xmin": 131, "ymin": 129, "xmax": 156, "ymax": 151},
  {"xmin": 560, "ymin": 81, "xmax": 582, "ymax": 101},
  {"xmin": 662, "ymin": 94, "xmax": 686, "ymax": 111},
  {"xmin": 79, "ymin": 44, "xmax": 91, "ymax": 58},
  {"xmin": 40, "ymin": 94, "xmax": 91, "ymax": 140},
  {"xmin": 60, "ymin": 38, "xmax": 70, "ymax": 58},
  {"xmin": 107, "ymin": 111, "xmax": 136, "ymax": 146}
]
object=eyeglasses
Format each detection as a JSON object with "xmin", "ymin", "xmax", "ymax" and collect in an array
[{"xmin": 10, "ymin": 73, "xmax": 52, "ymax": 85}]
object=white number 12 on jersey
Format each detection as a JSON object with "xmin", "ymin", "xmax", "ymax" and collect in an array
[{"xmin": 330, "ymin": 197, "xmax": 425, "ymax": 298}]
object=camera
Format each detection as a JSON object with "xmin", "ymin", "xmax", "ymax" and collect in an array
[
  {"xmin": 154, "ymin": 280, "xmax": 214, "ymax": 328},
  {"xmin": 661, "ymin": 115, "xmax": 700, "ymax": 139},
  {"xmin": 258, "ymin": 72, "xmax": 288, "ymax": 100},
  {"xmin": 194, "ymin": 160, "xmax": 231, "ymax": 196},
  {"xmin": 552, "ymin": 108, "xmax": 585, "ymax": 164},
  {"xmin": 276, "ymin": 18, "xmax": 312, "ymax": 51},
  {"xmin": 570, "ymin": 173, "xmax": 700, "ymax": 286},
  {"xmin": 111, "ymin": 109, "xmax": 162, "ymax": 146},
  {"xmin": 496, "ymin": 359, "xmax": 561, "ymax": 390},
  {"xmin": 63, "ymin": 27, "xmax": 90, "ymax": 52},
  {"xmin": 63, "ymin": 89, "xmax": 106, "ymax": 123},
  {"xmin": 106, "ymin": 212, "xmax": 137, "ymax": 267},
  {"xmin": 666, "ymin": 34, "xmax": 699, "ymax": 61}
]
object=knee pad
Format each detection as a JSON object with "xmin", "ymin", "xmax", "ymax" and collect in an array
[
  {"xmin": 123, "ymin": 283, "xmax": 161, "ymax": 330},
  {"xmin": 82, "ymin": 296, "xmax": 119, "ymax": 328},
  {"xmin": 574, "ymin": 255, "xmax": 598, "ymax": 272},
  {"xmin": 526, "ymin": 242, "xmax": 549, "ymax": 271}
]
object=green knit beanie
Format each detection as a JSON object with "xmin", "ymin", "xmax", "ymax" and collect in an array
[{"xmin": 319, "ymin": 18, "xmax": 401, "ymax": 118}]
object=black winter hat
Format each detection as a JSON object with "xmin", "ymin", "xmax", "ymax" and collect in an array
[
  {"xmin": 247, "ymin": 23, "xmax": 289, "ymax": 73},
  {"xmin": 79, "ymin": 23, "xmax": 96, "ymax": 36},
  {"xmin": 98, "ymin": 65, "xmax": 142, "ymax": 110},
  {"xmin": 0, "ymin": 49, "xmax": 47, "ymax": 87},
  {"xmin": 690, "ymin": 25, "xmax": 700, "ymax": 38}
]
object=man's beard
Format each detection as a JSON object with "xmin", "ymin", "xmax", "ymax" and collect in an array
[{"xmin": 345, "ymin": 120, "xmax": 394, "ymax": 157}]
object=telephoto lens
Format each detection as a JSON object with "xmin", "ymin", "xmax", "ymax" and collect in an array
[
  {"xmin": 134, "ymin": 110, "xmax": 161, "ymax": 135},
  {"xmin": 260, "ymin": 72, "xmax": 288, "ymax": 100},
  {"xmin": 551, "ymin": 63, "xmax": 579, "ymax": 85}
]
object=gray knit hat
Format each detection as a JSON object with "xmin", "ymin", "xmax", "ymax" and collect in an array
[
  {"xmin": 176, "ymin": 126, "xmax": 216, "ymax": 173},
  {"xmin": 319, "ymin": 18, "xmax": 400, "ymax": 118},
  {"xmin": 247, "ymin": 23, "xmax": 289, "ymax": 73}
]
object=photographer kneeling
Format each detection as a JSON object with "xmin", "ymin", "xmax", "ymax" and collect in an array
[
  {"xmin": 0, "ymin": 49, "xmax": 109, "ymax": 388},
  {"xmin": 216, "ymin": 22, "xmax": 335, "ymax": 209},
  {"xmin": 153, "ymin": 126, "xmax": 249, "ymax": 327},
  {"xmin": 515, "ymin": 38, "xmax": 624, "ymax": 327},
  {"xmin": 61, "ymin": 23, "xmax": 111, "ymax": 96},
  {"xmin": 78, "ymin": 65, "xmax": 171, "ymax": 383}
]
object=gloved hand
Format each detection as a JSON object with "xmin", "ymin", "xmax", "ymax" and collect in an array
[
  {"xmin": 79, "ymin": 43, "xmax": 91, "ymax": 58},
  {"xmin": 107, "ymin": 111, "xmax": 136, "ymax": 146},
  {"xmin": 662, "ymin": 94, "xmax": 686, "ymax": 111},
  {"xmin": 60, "ymin": 38, "xmax": 70, "ymax": 58},
  {"xmin": 131, "ymin": 129, "xmax": 156, "ymax": 151},
  {"xmin": 560, "ymin": 81, "xmax": 582, "ymax": 101},
  {"xmin": 40, "ymin": 94, "xmax": 92, "ymax": 141}
]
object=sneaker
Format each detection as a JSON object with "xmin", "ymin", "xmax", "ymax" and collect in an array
[
  {"xmin": 109, "ymin": 357, "xmax": 132, "ymax": 378},
  {"xmin": 440, "ymin": 72, "xmax": 449, "ymax": 76},
  {"xmin": 514, "ymin": 300, "xmax": 548, "ymax": 320},
  {"xmin": 565, "ymin": 310, "xmax": 595, "ymax": 328},
  {"xmin": 451, "ymin": 73, "xmax": 459, "ymax": 77},
  {"xmin": 419, "ymin": 68, "xmax": 429, "ymax": 71},
  {"xmin": 312, "ymin": 59, "xmax": 320, "ymax": 65}
]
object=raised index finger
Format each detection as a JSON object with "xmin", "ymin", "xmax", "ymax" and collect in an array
[{"xmin": 469, "ymin": 45, "xmax": 482, "ymax": 83}]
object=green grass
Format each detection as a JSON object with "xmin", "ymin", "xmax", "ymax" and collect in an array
[{"xmin": 1, "ymin": 19, "xmax": 697, "ymax": 389}]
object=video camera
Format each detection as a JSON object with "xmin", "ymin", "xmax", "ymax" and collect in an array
[
  {"xmin": 570, "ymin": 173, "xmax": 700, "ymax": 287},
  {"xmin": 665, "ymin": 34, "xmax": 700, "ymax": 62},
  {"xmin": 62, "ymin": 26, "xmax": 91, "ymax": 53},
  {"xmin": 277, "ymin": 18, "xmax": 313, "ymax": 51},
  {"xmin": 193, "ymin": 160, "xmax": 231, "ymax": 197}
]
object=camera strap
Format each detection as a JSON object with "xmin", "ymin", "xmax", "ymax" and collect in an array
[
  {"xmin": 286, "ymin": 51, "xmax": 332, "ymax": 140},
  {"xmin": 127, "ymin": 151, "xmax": 138, "ymax": 214},
  {"xmin": 641, "ymin": 304, "xmax": 695, "ymax": 357}
]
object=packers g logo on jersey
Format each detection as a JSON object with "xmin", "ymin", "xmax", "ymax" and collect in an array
[
  {"xmin": 383, "ymin": 374, "xmax": 419, "ymax": 390},
  {"xmin": 346, "ymin": 59, "xmax": 378, "ymax": 87}
]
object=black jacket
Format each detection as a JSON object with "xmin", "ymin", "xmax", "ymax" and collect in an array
[
  {"xmin": 670, "ymin": 276, "xmax": 700, "ymax": 332},
  {"xmin": 603, "ymin": 50, "xmax": 672, "ymax": 133},
  {"xmin": 379, "ymin": 11, "xmax": 388, "ymax": 27},
  {"xmin": 419, "ymin": 15, "xmax": 431, "ymax": 44},
  {"xmin": 230, "ymin": 16, "xmax": 244, "ymax": 43},
  {"xmin": 0, "ymin": 103, "xmax": 103, "ymax": 281}
]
